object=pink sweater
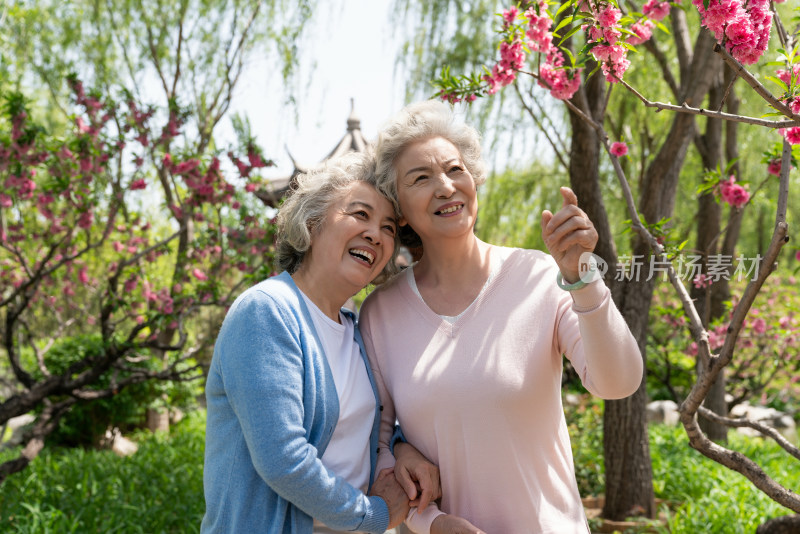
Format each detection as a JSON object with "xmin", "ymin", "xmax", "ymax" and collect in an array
[{"xmin": 359, "ymin": 247, "xmax": 642, "ymax": 534}]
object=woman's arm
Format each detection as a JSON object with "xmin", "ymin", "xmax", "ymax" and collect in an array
[
  {"xmin": 218, "ymin": 290, "xmax": 399, "ymax": 532},
  {"xmin": 541, "ymin": 187, "xmax": 643, "ymax": 398},
  {"xmin": 360, "ymin": 296, "xmax": 447, "ymax": 533}
]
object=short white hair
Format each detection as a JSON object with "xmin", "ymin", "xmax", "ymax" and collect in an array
[
  {"xmin": 374, "ymin": 100, "xmax": 487, "ymax": 247},
  {"xmin": 276, "ymin": 151, "xmax": 399, "ymax": 283}
]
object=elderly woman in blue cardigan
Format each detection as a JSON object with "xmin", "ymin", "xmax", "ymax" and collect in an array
[{"xmin": 201, "ymin": 152, "xmax": 439, "ymax": 533}]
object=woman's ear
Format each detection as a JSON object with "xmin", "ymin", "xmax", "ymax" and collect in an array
[{"xmin": 398, "ymin": 216, "xmax": 408, "ymax": 227}]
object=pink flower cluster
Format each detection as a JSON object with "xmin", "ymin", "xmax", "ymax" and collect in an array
[
  {"xmin": 484, "ymin": 38, "xmax": 527, "ymax": 95},
  {"xmin": 692, "ymin": 0, "xmax": 772, "ymax": 65},
  {"xmin": 525, "ymin": 1, "xmax": 583, "ymax": 100},
  {"xmin": 719, "ymin": 175, "xmax": 750, "ymax": 208},
  {"xmin": 584, "ymin": 1, "xmax": 631, "ymax": 82}
]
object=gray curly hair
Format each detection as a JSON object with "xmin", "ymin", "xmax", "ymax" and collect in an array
[
  {"xmin": 374, "ymin": 100, "xmax": 487, "ymax": 248},
  {"xmin": 275, "ymin": 151, "xmax": 399, "ymax": 284}
]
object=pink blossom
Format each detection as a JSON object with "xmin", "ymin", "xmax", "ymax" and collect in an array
[
  {"xmin": 247, "ymin": 152, "xmax": 267, "ymax": 168},
  {"xmin": 779, "ymin": 316, "xmax": 791, "ymax": 329},
  {"xmin": 135, "ymin": 315, "xmax": 145, "ymax": 325},
  {"xmin": 130, "ymin": 179, "xmax": 147, "ymax": 190},
  {"xmin": 719, "ymin": 176, "xmax": 750, "ymax": 208},
  {"xmin": 124, "ymin": 277, "xmax": 138, "ymax": 292},
  {"xmin": 484, "ymin": 74, "xmax": 501, "ymax": 95},
  {"xmin": 78, "ymin": 266, "xmax": 89, "ymax": 284},
  {"xmin": 643, "ymin": 0, "xmax": 671, "ymax": 20},
  {"xmin": 767, "ymin": 159, "xmax": 782, "ymax": 176},
  {"xmin": 0, "ymin": 194, "xmax": 12, "ymax": 208},
  {"xmin": 173, "ymin": 159, "xmax": 200, "ymax": 174},
  {"xmin": 77, "ymin": 211, "xmax": 94, "ymax": 229},
  {"xmin": 796, "ymin": 250, "xmax": 800, "ymax": 262},
  {"xmin": 502, "ymin": 6, "xmax": 519, "ymax": 26},
  {"xmin": 781, "ymin": 127, "xmax": 800, "ymax": 145},
  {"xmin": 627, "ymin": 21, "xmax": 655, "ymax": 45},
  {"xmin": 597, "ymin": 5, "xmax": 621, "ymax": 27},
  {"xmin": 610, "ymin": 141, "xmax": 628, "ymax": 156},
  {"xmin": 752, "ymin": 317, "xmax": 767, "ymax": 334},
  {"xmin": 776, "ymin": 65, "xmax": 800, "ymax": 87},
  {"xmin": 76, "ymin": 117, "xmax": 91, "ymax": 133},
  {"xmin": 693, "ymin": 273, "xmax": 713, "ymax": 288},
  {"xmin": 192, "ymin": 268, "xmax": 208, "ymax": 281},
  {"xmin": 113, "ymin": 241, "xmax": 125, "ymax": 253}
]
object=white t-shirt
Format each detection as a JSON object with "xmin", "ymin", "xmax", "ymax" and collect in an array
[{"xmin": 299, "ymin": 293, "xmax": 374, "ymax": 534}]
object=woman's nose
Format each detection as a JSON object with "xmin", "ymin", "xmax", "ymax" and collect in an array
[{"xmin": 434, "ymin": 174, "xmax": 456, "ymax": 197}]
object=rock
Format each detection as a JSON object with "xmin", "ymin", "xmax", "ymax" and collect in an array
[
  {"xmin": 646, "ymin": 400, "xmax": 680, "ymax": 426},
  {"xmin": 112, "ymin": 435, "xmax": 139, "ymax": 457},
  {"xmin": 730, "ymin": 403, "xmax": 797, "ymax": 444},
  {"xmin": 2, "ymin": 413, "xmax": 35, "ymax": 448},
  {"xmin": 103, "ymin": 427, "xmax": 138, "ymax": 457}
]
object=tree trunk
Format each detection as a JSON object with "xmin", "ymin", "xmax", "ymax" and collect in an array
[
  {"xmin": 566, "ymin": 65, "xmax": 656, "ymax": 520},
  {"xmin": 602, "ymin": 28, "xmax": 721, "ymax": 520},
  {"xmin": 604, "ymin": 260, "xmax": 657, "ymax": 519}
]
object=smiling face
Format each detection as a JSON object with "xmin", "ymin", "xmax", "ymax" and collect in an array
[
  {"xmin": 393, "ymin": 136, "xmax": 478, "ymax": 244},
  {"xmin": 304, "ymin": 181, "xmax": 397, "ymax": 293}
]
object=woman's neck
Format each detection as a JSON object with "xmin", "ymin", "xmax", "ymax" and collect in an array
[
  {"xmin": 412, "ymin": 234, "xmax": 493, "ymax": 315},
  {"xmin": 291, "ymin": 267, "xmax": 348, "ymax": 323}
]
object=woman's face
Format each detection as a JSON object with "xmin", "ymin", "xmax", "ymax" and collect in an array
[
  {"xmin": 306, "ymin": 181, "xmax": 397, "ymax": 291},
  {"xmin": 393, "ymin": 136, "xmax": 478, "ymax": 243}
]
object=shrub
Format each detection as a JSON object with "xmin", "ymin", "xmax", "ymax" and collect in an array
[{"xmin": 31, "ymin": 334, "xmax": 198, "ymax": 447}]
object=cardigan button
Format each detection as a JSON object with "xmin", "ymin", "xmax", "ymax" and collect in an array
[{"xmin": 379, "ymin": 405, "xmax": 384, "ymax": 411}]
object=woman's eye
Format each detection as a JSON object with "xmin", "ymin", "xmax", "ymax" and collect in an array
[
  {"xmin": 449, "ymin": 165, "xmax": 464, "ymax": 173},
  {"xmin": 383, "ymin": 225, "xmax": 397, "ymax": 236},
  {"xmin": 353, "ymin": 210, "xmax": 368, "ymax": 219},
  {"xmin": 413, "ymin": 175, "xmax": 428, "ymax": 183}
]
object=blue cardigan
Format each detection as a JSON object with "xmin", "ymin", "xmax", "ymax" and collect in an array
[{"xmin": 201, "ymin": 272, "xmax": 389, "ymax": 533}]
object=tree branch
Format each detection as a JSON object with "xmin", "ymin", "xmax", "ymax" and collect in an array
[{"xmin": 616, "ymin": 77, "xmax": 799, "ymax": 128}]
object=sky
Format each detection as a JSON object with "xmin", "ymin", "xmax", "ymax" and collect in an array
[{"xmin": 228, "ymin": 0, "xmax": 407, "ymax": 182}]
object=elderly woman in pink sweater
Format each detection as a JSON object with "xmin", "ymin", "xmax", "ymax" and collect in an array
[{"xmin": 358, "ymin": 101, "xmax": 643, "ymax": 534}]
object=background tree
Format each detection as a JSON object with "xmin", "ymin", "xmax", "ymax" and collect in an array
[{"xmin": 0, "ymin": 0, "xmax": 315, "ymax": 481}]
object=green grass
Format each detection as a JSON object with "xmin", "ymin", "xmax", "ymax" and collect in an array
[
  {"xmin": 0, "ymin": 410, "xmax": 205, "ymax": 533},
  {"xmin": 1, "ymin": 403, "xmax": 798, "ymax": 533},
  {"xmin": 568, "ymin": 397, "xmax": 800, "ymax": 533}
]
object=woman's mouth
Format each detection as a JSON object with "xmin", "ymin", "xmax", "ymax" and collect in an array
[
  {"xmin": 435, "ymin": 203, "xmax": 464, "ymax": 215},
  {"xmin": 349, "ymin": 248, "xmax": 375, "ymax": 265}
]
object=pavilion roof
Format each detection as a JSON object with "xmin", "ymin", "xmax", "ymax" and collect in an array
[{"xmin": 255, "ymin": 99, "xmax": 371, "ymax": 207}]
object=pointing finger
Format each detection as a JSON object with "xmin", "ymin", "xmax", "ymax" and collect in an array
[{"xmin": 560, "ymin": 186, "xmax": 578, "ymax": 207}]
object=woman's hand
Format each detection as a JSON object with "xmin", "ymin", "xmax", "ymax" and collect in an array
[
  {"xmin": 393, "ymin": 441, "xmax": 441, "ymax": 511},
  {"xmin": 369, "ymin": 468, "xmax": 411, "ymax": 529},
  {"xmin": 541, "ymin": 186, "xmax": 598, "ymax": 283},
  {"xmin": 431, "ymin": 514, "xmax": 487, "ymax": 534}
]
